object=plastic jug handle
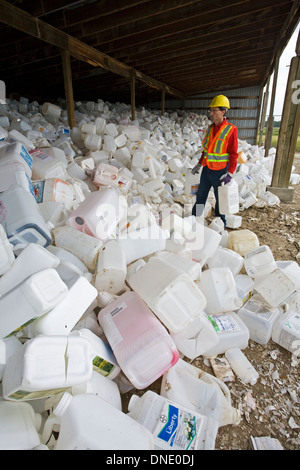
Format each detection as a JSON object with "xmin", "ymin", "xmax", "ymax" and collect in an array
[{"xmin": 41, "ymin": 414, "xmax": 59, "ymax": 445}]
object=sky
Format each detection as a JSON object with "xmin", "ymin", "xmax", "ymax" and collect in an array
[{"xmin": 270, "ymin": 24, "xmax": 300, "ymax": 118}]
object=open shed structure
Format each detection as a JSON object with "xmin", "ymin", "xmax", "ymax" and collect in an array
[{"xmin": 0, "ymin": 0, "xmax": 299, "ymax": 197}]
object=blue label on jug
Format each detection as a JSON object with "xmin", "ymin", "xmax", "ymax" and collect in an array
[
  {"xmin": 20, "ymin": 145, "xmax": 33, "ymax": 170},
  {"xmin": 157, "ymin": 404, "xmax": 179, "ymax": 445},
  {"xmin": 26, "ymin": 174, "xmax": 36, "ymax": 199}
]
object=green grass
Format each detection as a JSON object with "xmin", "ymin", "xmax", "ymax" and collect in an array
[{"xmin": 260, "ymin": 127, "xmax": 300, "ymax": 152}]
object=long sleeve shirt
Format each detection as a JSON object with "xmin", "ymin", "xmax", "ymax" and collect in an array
[{"xmin": 198, "ymin": 118, "xmax": 238, "ymax": 174}]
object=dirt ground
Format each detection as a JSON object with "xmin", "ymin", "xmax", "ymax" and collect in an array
[{"xmin": 122, "ymin": 153, "xmax": 300, "ymax": 451}]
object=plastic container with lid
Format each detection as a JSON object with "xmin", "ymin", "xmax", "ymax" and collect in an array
[
  {"xmin": 42, "ymin": 392, "xmax": 154, "ymax": 450},
  {"xmin": 225, "ymin": 348, "xmax": 259, "ymax": 385},
  {"xmin": 237, "ymin": 293, "xmax": 280, "ymax": 344},
  {"xmin": 127, "ymin": 256, "xmax": 207, "ymax": 333},
  {"xmin": 203, "ymin": 312, "xmax": 249, "ymax": 357},
  {"xmin": 41, "ymin": 102, "xmax": 61, "ymax": 119},
  {"xmin": 98, "ymin": 290, "xmax": 179, "ymax": 389},
  {"xmin": 92, "ymin": 162, "xmax": 118, "ymax": 187},
  {"xmin": 0, "ymin": 185, "xmax": 52, "ymax": 252},
  {"xmin": 2, "ymin": 335, "xmax": 93, "ymax": 401},
  {"xmin": 127, "ymin": 390, "xmax": 218, "ymax": 450},
  {"xmin": 0, "ymin": 268, "xmax": 68, "ymax": 339},
  {"xmin": 0, "ymin": 401, "xmax": 42, "ymax": 450},
  {"xmin": 160, "ymin": 358, "xmax": 240, "ymax": 427}
]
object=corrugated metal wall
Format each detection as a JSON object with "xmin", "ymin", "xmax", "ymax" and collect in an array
[{"xmin": 148, "ymin": 86, "xmax": 261, "ymax": 145}]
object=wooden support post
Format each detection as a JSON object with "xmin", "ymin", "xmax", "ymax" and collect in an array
[
  {"xmin": 161, "ymin": 87, "xmax": 165, "ymax": 116},
  {"xmin": 265, "ymin": 58, "xmax": 279, "ymax": 157},
  {"xmin": 258, "ymin": 76, "xmax": 270, "ymax": 146},
  {"xmin": 130, "ymin": 70, "xmax": 136, "ymax": 121},
  {"xmin": 269, "ymin": 53, "xmax": 300, "ymax": 198},
  {"xmin": 61, "ymin": 49, "xmax": 75, "ymax": 129}
]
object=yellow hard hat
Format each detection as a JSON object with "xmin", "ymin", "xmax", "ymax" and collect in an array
[{"xmin": 209, "ymin": 95, "xmax": 230, "ymax": 109}]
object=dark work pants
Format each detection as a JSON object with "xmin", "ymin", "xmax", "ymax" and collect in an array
[{"xmin": 192, "ymin": 165, "xmax": 228, "ymax": 226}]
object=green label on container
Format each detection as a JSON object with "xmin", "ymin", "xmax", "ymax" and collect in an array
[{"xmin": 92, "ymin": 355, "xmax": 116, "ymax": 377}]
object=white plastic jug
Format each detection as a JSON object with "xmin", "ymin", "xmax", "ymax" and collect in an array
[
  {"xmin": 206, "ymin": 246, "xmax": 244, "ymax": 276},
  {"xmin": 244, "ymin": 245, "xmax": 277, "ymax": 279},
  {"xmin": 52, "ymin": 225, "xmax": 103, "ymax": 271},
  {"xmin": 0, "ymin": 161, "xmax": 35, "ymax": 197},
  {"xmin": 27, "ymin": 275, "xmax": 97, "ymax": 337},
  {"xmin": 184, "ymin": 169, "xmax": 200, "ymax": 196},
  {"xmin": 203, "ymin": 312, "xmax": 250, "ymax": 357},
  {"xmin": 191, "ymin": 224, "xmax": 221, "ymax": 267},
  {"xmin": 32, "ymin": 178, "xmax": 74, "ymax": 210},
  {"xmin": 71, "ymin": 370, "xmax": 122, "ymax": 410},
  {"xmin": 155, "ymin": 251, "xmax": 201, "ymax": 281},
  {"xmin": 272, "ymin": 308, "xmax": 300, "ymax": 354},
  {"xmin": 277, "ymin": 260, "xmax": 300, "ymax": 290},
  {"xmin": 0, "ymin": 185, "xmax": 52, "ymax": 252},
  {"xmin": 0, "ymin": 141, "xmax": 33, "ymax": 177},
  {"xmin": 0, "ymin": 268, "xmax": 68, "ymax": 339},
  {"xmin": 47, "ymin": 244, "xmax": 89, "ymax": 278},
  {"xmin": 30, "ymin": 148, "xmax": 67, "ymax": 180},
  {"xmin": 225, "ymin": 214, "xmax": 242, "ymax": 229},
  {"xmin": 160, "ymin": 358, "xmax": 240, "ymax": 427},
  {"xmin": 42, "ymin": 392, "xmax": 154, "ymax": 450},
  {"xmin": 170, "ymin": 313, "xmax": 219, "ymax": 360},
  {"xmin": 254, "ymin": 268, "xmax": 297, "ymax": 307},
  {"xmin": 0, "ymin": 335, "xmax": 22, "ymax": 381},
  {"xmin": 228, "ymin": 229, "xmax": 259, "ymax": 257},
  {"xmin": 225, "ymin": 348, "xmax": 259, "ymax": 385},
  {"xmin": 118, "ymin": 224, "xmax": 167, "ymax": 264},
  {"xmin": 2, "ymin": 335, "xmax": 93, "ymax": 401},
  {"xmin": 66, "ymin": 187, "xmax": 126, "ymax": 241},
  {"xmin": 0, "ymin": 224, "xmax": 14, "ymax": 275},
  {"xmin": 0, "ymin": 243, "xmax": 59, "ymax": 298},
  {"xmin": 218, "ymin": 179, "xmax": 239, "ymax": 214},
  {"xmin": 0, "ymin": 401, "xmax": 41, "ymax": 450},
  {"xmin": 198, "ymin": 267, "xmax": 242, "ymax": 314},
  {"xmin": 234, "ymin": 274, "xmax": 254, "ymax": 305},
  {"xmin": 237, "ymin": 294, "xmax": 280, "ymax": 345},
  {"xmin": 93, "ymin": 240, "xmax": 127, "ymax": 294},
  {"xmin": 127, "ymin": 390, "xmax": 218, "ymax": 450},
  {"xmin": 92, "ymin": 162, "xmax": 118, "ymax": 187},
  {"xmin": 127, "ymin": 257, "xmax": 207, "ymax": 333},
  {"xmin": 42, "ymin": 102, "xmax": 61, "ymax": 119},
  {"xmin": 98, "ymin": 290, "xmax": 179, "ymax": 389},
  {"xmin": 70, "ymin": 328, "xmax": 120, "ymax": 380}
]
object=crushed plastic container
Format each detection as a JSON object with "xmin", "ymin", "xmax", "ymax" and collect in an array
[
  {"xmin": 98, "ymin": 290, "xmax": 179, "ymax": 389},
  {"xmin": 225, "ymin": 348, "xmax": 259, "ymax": 385},
  {"xmin": 160, "ymin": 358, "xmax": 240, "ymax": 427},
  {"xmin": 237, "ymin": 294, "xmax": 280, "ymax": 344},
  {"xmin": 244, "ymin": 245, "xmax": 277, "ymax": 279},
  {"xmin": 0, "ymin": 268, "xmax": 68, "ymax": 339},
  {"xmin": 127, "ymin": 390, "xmax": 218, "ymax": 450},
  {"xmin": 228, "ymin": 229, "xmax": 259, "ymax": 256},
  {"xmin": 2, "ymin": 335, "xmax": 93, "ymax": 401},
  {"xmin": 0, "ymin": 401, "xmax": 41, "ymax": 450},
  {"xmin": 198, "ymin": 267, "xmax": 242, "ymax": 314},
  {"xmin": 42, "ymin": 392, "xmax": 154, "ymax": 450},
  {"xmin": 203, "ymin": 312, "xmax": 249, "ymax": 357},
  {"xmin": 0, "ymin": 185, "xmax": 52, "ymax": 252},
  {"xmin": 127, "ymin": 256, "xmax": 207, "ymax": 333}
]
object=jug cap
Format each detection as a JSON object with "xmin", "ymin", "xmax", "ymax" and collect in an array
[
  {"xmin": 127, "ymin": 394, "xmax": 140, "ymax": 411},
  {"xmin": 53, "ymin": 392, "xmax": 72, "ymax": 416}
]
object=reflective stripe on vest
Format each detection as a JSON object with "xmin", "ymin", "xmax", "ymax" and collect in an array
[{"xmin": 202, "ymin": 123, "xmax": 234, "ymax": 168}]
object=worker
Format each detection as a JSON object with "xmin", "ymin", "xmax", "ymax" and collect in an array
[{"xmin": 191, "ymin": 95, "xmax": 238, "ymax": 227}]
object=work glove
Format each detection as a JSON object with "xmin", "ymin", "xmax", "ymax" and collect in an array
[
  {"xmin": 220, "ymin": 172, "xmax": 233, "ymax": 185},
  {"xmin": 191, "ymin": 163, "xmax": 201, "ymax": 175}
]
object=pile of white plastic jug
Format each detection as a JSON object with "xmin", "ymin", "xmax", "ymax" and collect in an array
[{"xmin": 0, "ymin": 96, "xmax": 299, "ymax": 451}]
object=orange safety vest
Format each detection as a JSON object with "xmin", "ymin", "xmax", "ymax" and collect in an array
[{"xmin": 201, "ymin": 121, "xmax": 236, "ymax": 170}]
